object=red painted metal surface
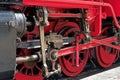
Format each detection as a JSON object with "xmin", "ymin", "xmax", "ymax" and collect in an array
[
  {"xmin": 16, "ymin": 28, "xmax": 43, "ymax": 80},
  {"xmin": 23, "ymin": 0, "xmax": 120, "ymax": 31},
  {"xmin": 14, "ymin": 0, "xmax": 120, "ymax": 79},
  {"xmin": 16, "ymin": 48, "xmax": 43, "ymax": 80},
  {"xmin": 54, "ymin": 22, "xmax": 80, "ymax": 33},
  {"xmin": 48, "ymin": 13, "xmax": 81, "ymax": 18},
  {"xmin": 15, "ymin": 73, "xmax": 43, "ymax": 80},
  {"xmin": 103, "ymin": 0, "xmax": 120, "ymax": 17},
  {"xmin": 59, "ymin": 50, "xmax": 89, "ymax": 76},
  {"xmin": 57, "ymin": 22, "xmax": 89, "ymax": 76},
  {"xmin": 75, "ymin": 33, "xmax": 87, "ymax": 67},
  {"xmin": 90, "ymin": 6, "xmax": 102, "ymax": 36},
  {"xmin": 58, "ymin": 36, "xmax": 117, "ymax": 57},
  {"xmin": 76, "ymin": 35, "xmax": 80, "ymax": 67},
  {"xmin": 23, "ymin": 0, "xmax": 90, "ymax": 8},
  {"xmin": 96, "ymin": 46, "xmax": 118, "ymax": 68}
]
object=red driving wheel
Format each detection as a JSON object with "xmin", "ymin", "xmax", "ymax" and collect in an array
[
  {"xmin": 96, "ymin": 27, "xmax": 118, "ymax": 68},
  {"xmin": 15, "ymin": 30, "xmax": 43, "ymax": 80},
  {"xmin": 54, "ymin": 22, "xmax": 89, "ymax": 76},
  {"xmin": 15, "ymin": 49, "xmax": 43, "ymax": 80},
  {"xmin": 96, "ymin": 46, "xmax": 117, "ymax": 68}
]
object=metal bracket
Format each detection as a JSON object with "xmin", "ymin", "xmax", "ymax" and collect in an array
[
  {"xmin": 36, "ymin": 7, "xmax": 49, "ymax": 26},
  {"xmin": 37, "ymin": 7, "xmax": 61, "ymax": 77}
]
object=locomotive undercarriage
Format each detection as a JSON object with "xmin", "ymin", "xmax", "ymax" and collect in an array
[
  {"xmin": 15, "ymin": 7, "xmax": 119, "ymax": 79},
  {"xmin": 0, "ymin": 0, "xmax": 120, "ymax": 79}
]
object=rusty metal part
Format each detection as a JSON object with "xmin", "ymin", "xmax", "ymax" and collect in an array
[
  {"xmin": 46, "ymin": 33, "xmax": 63, "ymax": 49},
  {"xmin": 16, "ymin": 54, "xmax": 39, "ymax": 63}
]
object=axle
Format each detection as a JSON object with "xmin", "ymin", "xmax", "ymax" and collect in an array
[{"xmin": 16, "ymin": 54, "xmax": 39, "ymax": 63}]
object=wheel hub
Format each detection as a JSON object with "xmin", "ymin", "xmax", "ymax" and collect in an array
[{"xmin": 26, "ymin": 61, "xmax": 36, "ymax": 68}]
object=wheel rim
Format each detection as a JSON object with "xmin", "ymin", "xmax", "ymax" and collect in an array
[
  {"xmin": 15, "ymin": 49, "xmax": 43, "ymax": 80},
  {"xmin": 96, "ymin": 46, "xmax": 117, "ymax": 68},
  {"xmin": 55, "ymin": 23, "xmax": 88, "ymax": 76}
]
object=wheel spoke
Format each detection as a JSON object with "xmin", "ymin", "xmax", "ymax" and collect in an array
[
  {"xmin": 35, "ymin": 65, "xmax": 42, "ymax": 72},
  {"xmin": 20, "ymin": 66, "xmax": 25, "ymax": 72},
  {"xmin": 25, "ymin": 69, "xmax": 28, "ymax": 75},
  {"xmin": 67, "ymin": 55, "xmax": 72, "ymax": 62},
  {"xmin": 53, "ymin": 22, "xmax": 89, "ymax": 76},
  {"xmin": 31, "ymin": 68, "xmax": 34, "ymax": 76},
  {"xmin": 16, "ymin": 49, "xmax": 43, "ymax": 80},
  {"xmin": 72, "ymin": 54, "xmax": 75, "ymax": 66}
]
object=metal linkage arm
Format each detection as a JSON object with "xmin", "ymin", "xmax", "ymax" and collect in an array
[{"xmin": 58, "ymin": 36, "xmax": 117, "ymax": 57}]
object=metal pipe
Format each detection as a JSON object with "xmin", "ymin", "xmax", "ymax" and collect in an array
[
  {"xmin": 16, "ymin": 54, "xmax": 39, "ymax": 63},
  {"xmin": 48, "ymin": 13, "xmax": 82, "ymax": 18}
]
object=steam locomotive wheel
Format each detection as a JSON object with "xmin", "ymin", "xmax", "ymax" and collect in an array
[
  {"xmin": 96, "ymin": 46, "xmax": 117, "ymax": 68},
  {"xmin": 55, "ymin": 23, "xmax": 88, "ymax": 76},
  {"xmin": 96, "ymin": 27, "xmax": 117, "ymax": 68},
  {"xmin": 59, "ymin": 50, "xmax": 89, "ymax": 76},
  {"xmin": 15, "ymin": 49, "xmax": 43, "ymax": 80}
]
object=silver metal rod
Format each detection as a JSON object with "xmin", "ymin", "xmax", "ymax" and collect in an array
[
  {"xmin": 16, "ymin": 54, "xmax": 38, "ymax": 63},
  {"xmin": 26, "ymin": 22, "xmax": 32, "ymax": 26}
]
